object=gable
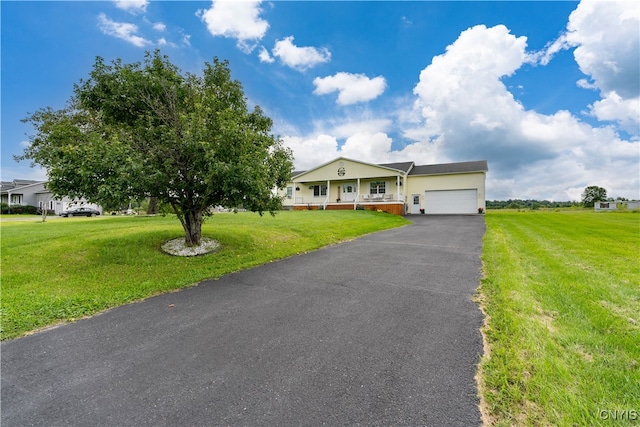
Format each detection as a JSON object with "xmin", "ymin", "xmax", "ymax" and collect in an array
[{"xmin": 294, "ymin": 158, "xmax": 409, "ymax": 182}]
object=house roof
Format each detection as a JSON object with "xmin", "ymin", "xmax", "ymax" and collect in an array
[
  {"xmin": 408, "ymin": 160, "xmax": 488, "ymax": 176},
  {"xmin": 378, "ymin": 161, "xmax": 415, "ymax": 173},
  {"xmin": 0, "ymin": 179, "xmax": 46, "ymax": 193}
]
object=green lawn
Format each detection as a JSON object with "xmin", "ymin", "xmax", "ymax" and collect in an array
[
  {"xmin": 0, "ymin": 210, "xmax": 409, "ymax": 340},
  {"xmin": 4, "ymin": 208, "xmax": 639, "ymax": 425},
  {"xmin": 479, "ymin": 210, "xmax": 640, "ymax": 426}
]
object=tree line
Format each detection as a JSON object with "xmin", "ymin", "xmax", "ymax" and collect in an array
[
  {"xmin": 488, "ymin": 185, "xmax": 633, "ymax": 210},
  {"xmin": 486, "ymin": 200, "xmax": 582, "ymax": 210}
]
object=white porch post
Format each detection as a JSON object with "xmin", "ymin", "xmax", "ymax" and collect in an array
[
  {"xmin": 326, "ymin": 180, "xmax": 330, "ymax": 207},
  {"xmin": 397, "ymin": 175, "xmax": 400, "ymax": 201}
]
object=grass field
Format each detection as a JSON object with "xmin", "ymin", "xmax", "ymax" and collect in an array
[
  {"xmin": 3, "ymin": 209, "xmax": 639, "ymax": 425},
  {"xmin": 0, "ymin": 210, "xmax": 409, "ymax": 340},
  {"xmin": 479, "ymin": 210, "xmax": 640, "ymax": 426}
]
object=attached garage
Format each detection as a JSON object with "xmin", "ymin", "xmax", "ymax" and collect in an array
[{"xmin": 424, "ymin": 189, "xmax": 478, "ymax": 214}]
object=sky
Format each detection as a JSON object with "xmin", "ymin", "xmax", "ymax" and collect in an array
[{"xmin": 2, "ymin": 0, "xmax": 639, "ymax": 201}]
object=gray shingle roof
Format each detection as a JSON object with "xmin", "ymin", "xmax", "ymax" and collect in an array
[
  {"xmin": 408, "ymin": 160, "xmax": 488, "ymax": 176},
  {"xmin": 377, "ymin": 161, "xmax": 415, "ymax": 173}
]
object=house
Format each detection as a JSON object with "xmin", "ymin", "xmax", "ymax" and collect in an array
[
  {"xmin": 0, "ymin": 180, "xmax": 102, "ymax": 215},
  {"xmin": 279, "ymin": 157, "xmax": 488, "ymax": 215}
]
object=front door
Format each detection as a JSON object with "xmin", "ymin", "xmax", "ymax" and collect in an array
[
  {"xmin": 343, "ymin": 183, "xmax": 356, "ymax": 202},
  {"xmin": 410, "ymin": 194, "xmax": 421, "ymax": 214}
]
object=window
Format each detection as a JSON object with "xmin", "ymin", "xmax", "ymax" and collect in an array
[
  {"xmin": 10, "ymin": 194, "xmax": 23, "ymax": 204},
  {"xmin": 311, "ymin": 185, "xmax": 327, "ymax": 197},
  {"xmin": 370, "ymin": 181, "xmax": 386, "ymax": 194},
  {"xmin": 286, "ymin": 187, "xmax": 293, "ymax": 199}
]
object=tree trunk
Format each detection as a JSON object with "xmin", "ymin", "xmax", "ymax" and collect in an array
[
  {"xmin": 147, "ymin": 196, "xmax": 159, "ymax": 214},
  {"xmin": 180, "ymin": 209, "xmax": 203, "ymax": 247}
]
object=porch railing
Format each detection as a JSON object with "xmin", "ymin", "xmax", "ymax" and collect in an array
[
  {"xmin": 322, "ymin": 195, "xmax": 330, "ymax": 210},
  {"xmin": 294, "ymin": 194, "xmax": 406, "ymax": 206},
  {"xmin": 358, "ymin": 194, "xmax": 405, "ymax": 203}
]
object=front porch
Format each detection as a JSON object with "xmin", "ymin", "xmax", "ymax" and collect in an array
[
  {"xmin": 292, "ymin": 194, "xmax": 406, "ymax": 215},
  {"xmin": 281, "ymin": 157, "xmax": 414, "ymax": 216}
]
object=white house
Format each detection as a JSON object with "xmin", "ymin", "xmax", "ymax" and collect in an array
[
  {"xmin": 278, "ymin": 157, "xmax": 488, "ymax": 215},
  {"xmin": 0, "ymin": 180, "xmax": 102, "ymax": 215}
]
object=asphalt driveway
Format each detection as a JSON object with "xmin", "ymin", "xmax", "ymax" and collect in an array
[{"xmin": 1, "ymin": 215, "xmax": 486, "ymax": 426}]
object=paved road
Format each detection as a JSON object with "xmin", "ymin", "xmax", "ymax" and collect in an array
[{"xmin": 1, "ymin": 215, "xmax": 486, "ymax": 426}]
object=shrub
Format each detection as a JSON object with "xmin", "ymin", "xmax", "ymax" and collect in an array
[{"xmin": 1, "ymin": 204, "xmax": 38, "ymax": 214}]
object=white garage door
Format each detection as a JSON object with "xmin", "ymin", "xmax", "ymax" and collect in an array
[{"xmin": 425, "ymin": 189, "xmax": 477, "ymax": 214}]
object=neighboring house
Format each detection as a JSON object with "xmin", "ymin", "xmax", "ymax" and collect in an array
[
  {"xmin": 0, "ymin": 180, "xmax": 102, "ymax": 215},
  {"xmin": 279, "ymin": 157, "xmax": 488, "ymax": 215}
]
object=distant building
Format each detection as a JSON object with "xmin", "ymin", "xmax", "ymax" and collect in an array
[
  {"xmin": 594, "ymin": 201, "xmax": 617, "ymax": 211},
  {"xmin": 0, "ymin": 180, "xmax": 102, "ymax": 215},
  {"xmin": 594, "ymin": 200, "xmax": 640, "ymax": 211}
]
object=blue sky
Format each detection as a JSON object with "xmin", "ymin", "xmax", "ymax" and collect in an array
[{"xmin": 2, "ymin": 0, "xmax": 639, "ymax": 200}]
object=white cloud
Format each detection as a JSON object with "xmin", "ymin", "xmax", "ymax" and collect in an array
[
  {"xmin": 282, "ymin": 132, "xmax": 393, "ymax": 170},
  {"xmin": 152, "ymin": 22, "xmax": 166, "ymax": 32},
  {"xmin": 114, "ymin": 0, "xmax": 148, "ymax": 14},
  {"xmin": 329, "ymin": 119, "xmax": 392, "ymax": 139},
  {"xmin": 271, "ymin": 36, "xmax": 331, "ymax": 71},
  {"xmin": 258, "ymin": 46, "xmax": 274, "ymax": 63},
  {"xmin": 284, "ymin": 19, "xmax": 638, "ymax": 200},
  {"xmin": 589, "ymin": 92, "xmax": 640, "ymax": 134},
  {"xmin": 282, "ymin": 129, "xmax": 439, "ymax": 174},
  {"xmin": 536, "ymin": 0, "xmax": 639, "ymax": 134},
  {"xmin": 313, "ymin": 72, "xmax": 387, "ymax": 105},
  {"xmin": 564, "ymin": 0, "xmax": 640, "ymax": 133},
  {"xmin": 197, "ymin": 0, "xmax": 268, "ymax": 53},
  {"xmin": 339, "ymin": 132, "xmax": 393, "ymax": 164},
  {"xmin": 156, "ymin": 37, "xmax": 176, "ymax": 48},
  {"xmin": 98, "ymin": 13, "xmax": 151, "ymax": 47},
  {"xmin": 282, "ymin": 135, "xmax": 340, "ymax": 170},
  {"xmin": 409, "ymin": 22, "xmax": 639, "ymax": 200},
  {"xmin": 565, "ymin": 0, "xmax": 639, "ymax": 98},
  {"xmin": 279, "ymin": 2, "xmax": 638, "ymax": 200}
]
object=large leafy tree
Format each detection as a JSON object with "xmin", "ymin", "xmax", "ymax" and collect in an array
[
  {"xmin": 18, "ymin": 51, "xmax": 293, "ymax": 246},
  {"xmin": 581, "ymin": 185, "xmax": 607, "ymax": 207}
]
